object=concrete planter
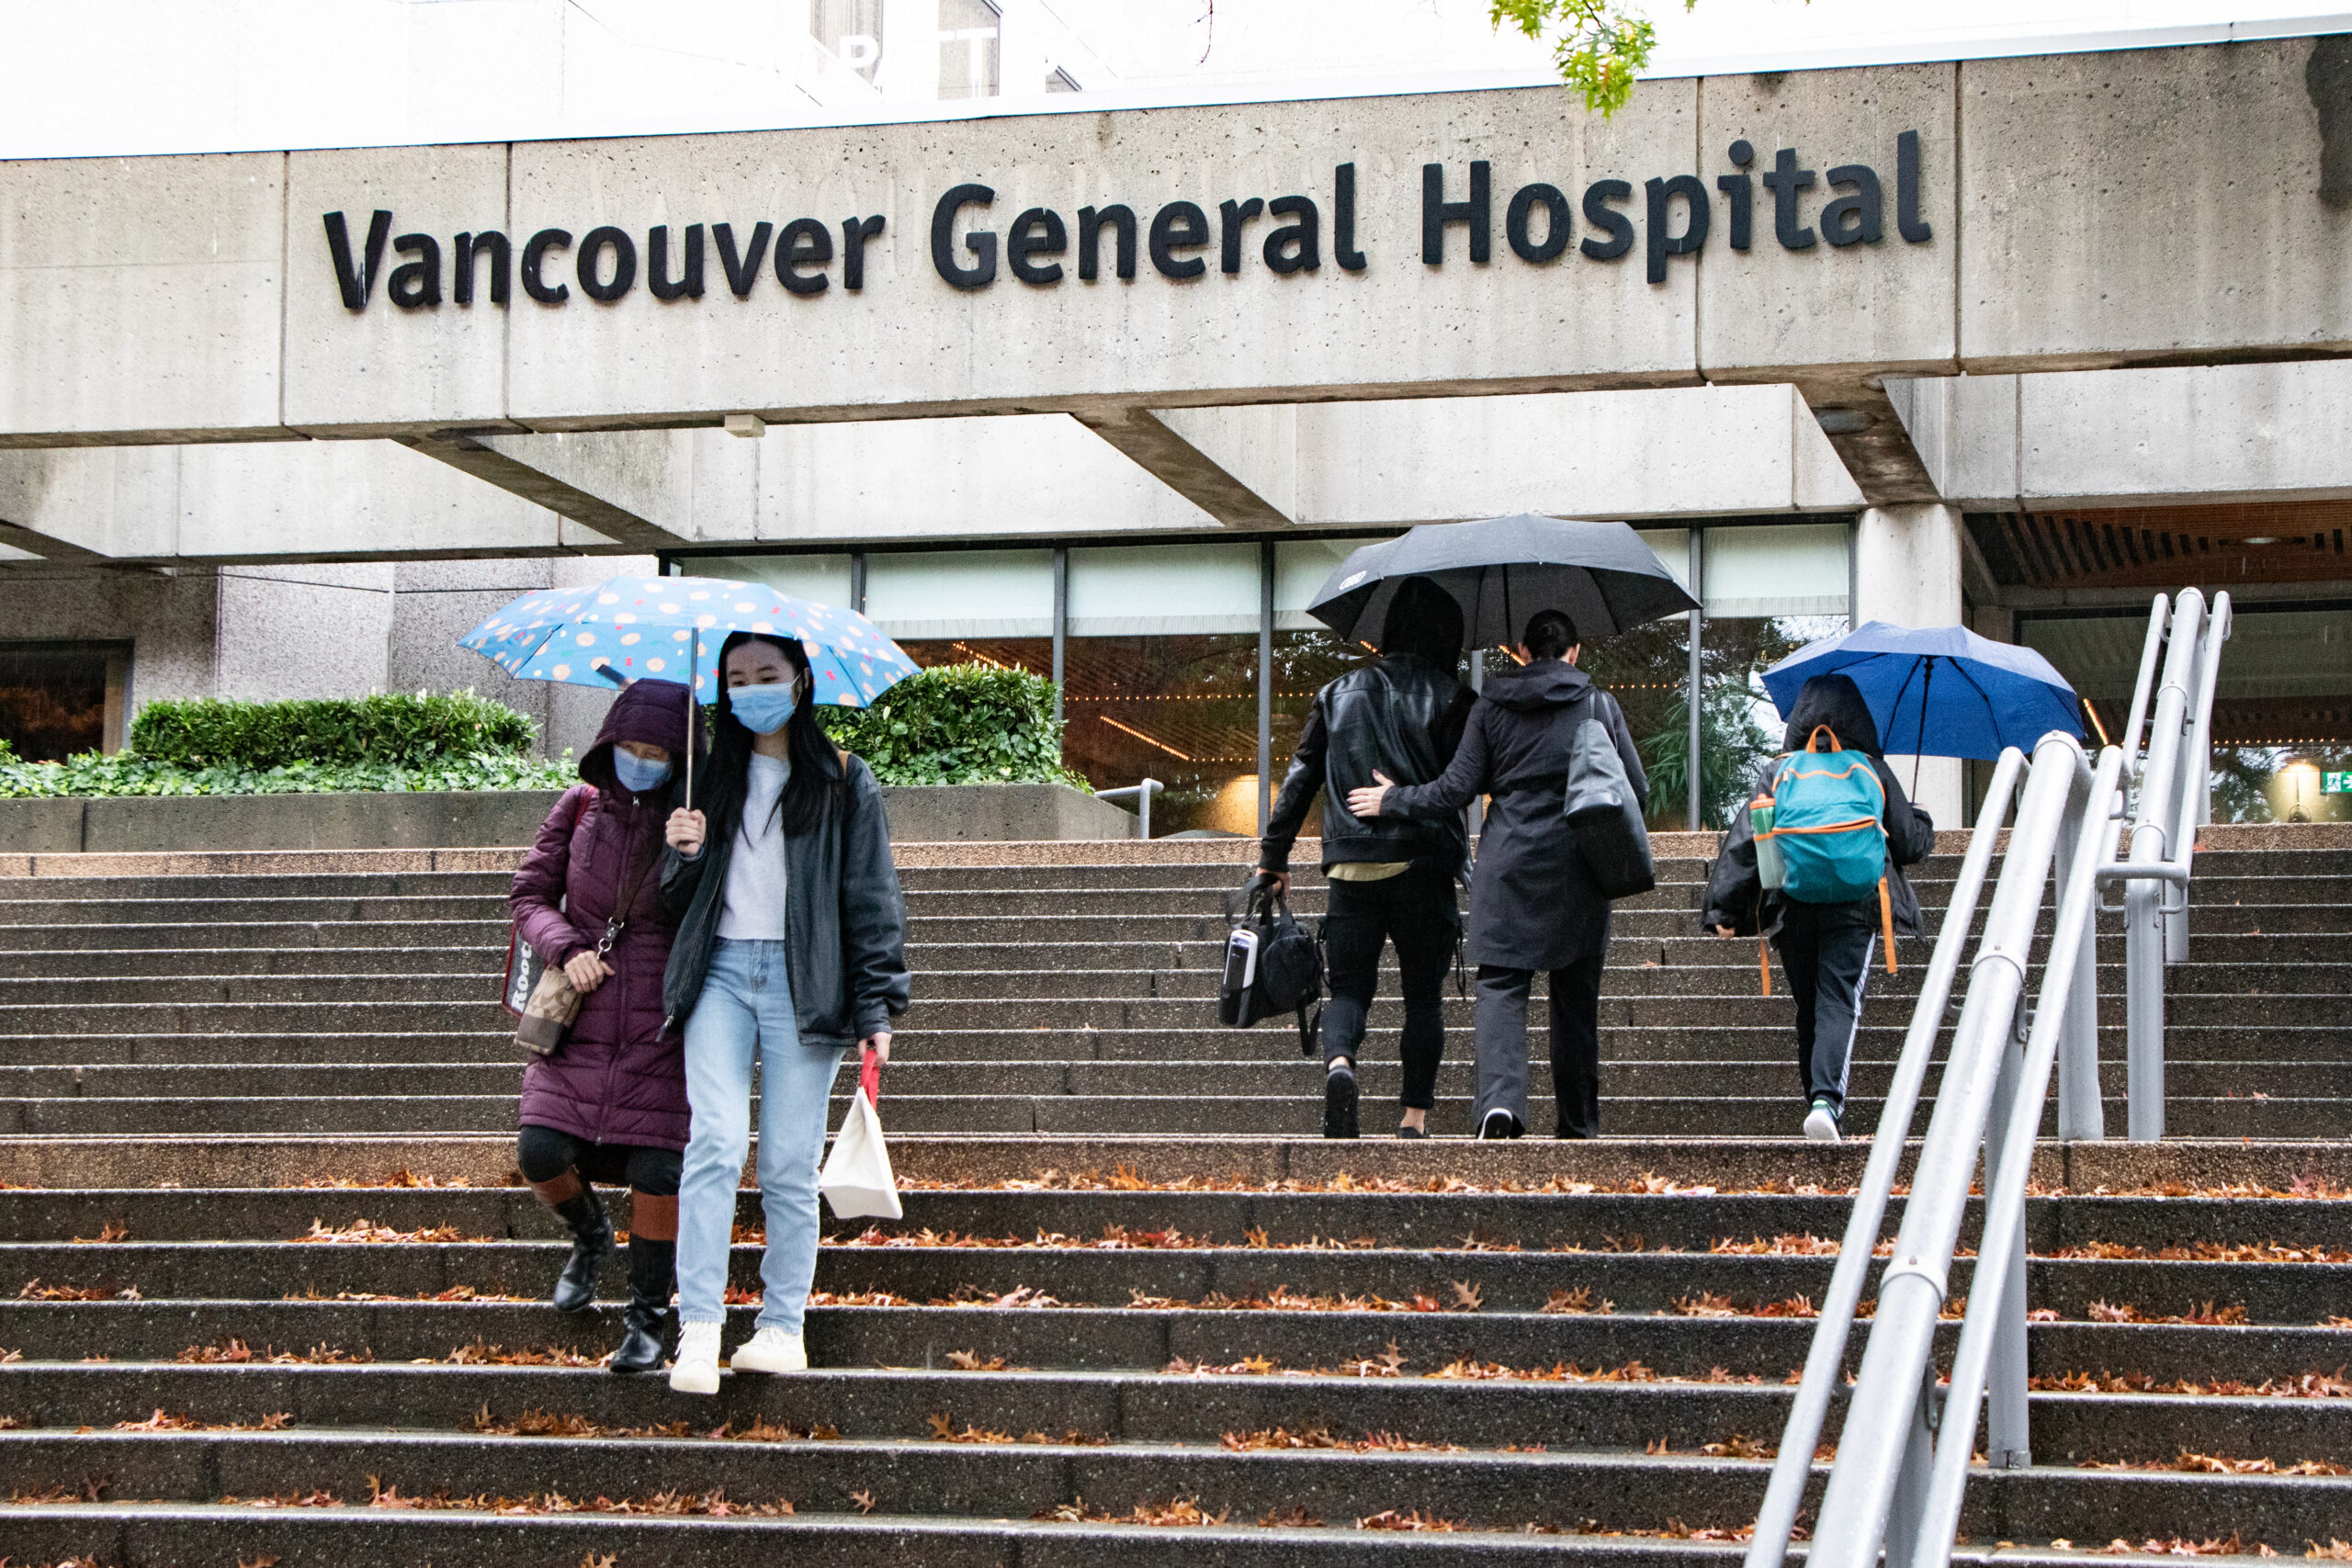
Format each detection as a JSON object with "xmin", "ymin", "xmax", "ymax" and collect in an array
[{"xmin": 0, "ymin": 782, "xmax": 1132, "ymax": 852}]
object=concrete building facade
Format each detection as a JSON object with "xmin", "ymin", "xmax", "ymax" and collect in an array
[{"xmin": 4, "ymin": 30, "xmax": 2350, "ymax": 830}]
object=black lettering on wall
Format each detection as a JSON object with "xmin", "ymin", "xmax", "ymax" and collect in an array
[
  {"xmin": 1149, "ymin": 200, "xmax": 1210, "ymax": 279},
  {"xmin": 777, "ymin": 218, "xmax": 833, "ymax": 295},
  {"xmin": 1263, "ymin": 196, "xmax": 1319, "ymax": 274},
  {"xmin": 1896, "ymin": 130, "xmax": 1931, "ymax": 243},
  {"xmin": 454, "ymin": 231, "xmax": 510, "ymax": 305},
  {"xmin": 1218, "ymin": 197, "xmax": 1263, "ymax": 275},
  {"xmin": 932, "ymin": 185, "xmax": 998, "ymax": 289},
  {"xmin": 1578, "ymin": 179, "xmax": 1634, "ymax": 261},
  {"xmin": 714, "ymin": 221, "xmax": 773, "ymax": 297},
  {"xmin": 1421, "ymin": 161, "xmax": 1490, "ymax": 264},
  {"xmin": 388, "ymin": 233, "xmax": 442, "ymax": 308},
  {"xmin": 1820, "ymin": 164, "xmax": 1883, "ymax": 247},
  {"xmin": 842, "ymin": 215, "xmax": 885, "ymax": 289},
  {"xmin": 1643, "ymin": 175, "xmax": 1710, "ymax": 284},
  {"xmin": 1078, "ymin": 205, "xmax": 1136, "ymax": 280},
  {"xmin": 1008, "ymin": 208, "xmax": 1068, "ymax": 284},
  {"xmin": 1760, "ymin": 148, "xmax": 1816, "ymax": 251},
  {"xmin": 1718, "ymin": 139, "xmax": 1755, "ymax": 251},
  {"xmin": 1333, "ymin": 163, "xmax": 1367, "ymax": 272},
  {"xmin": 1505, "ymin": 182, "xmax": 1570, "ymax": 263},
  {"xmin": 522, "ymin": 229, "xmax": 572, "ymax": 303},
  {"xmin": 322, "ymin": 209, "xmax": 392, "ymax": 310},
  {"xmin": 649, "ymin": 224, "xmax": 706, "ymax": 299},
  {"xmin": 577, "ymin": 226, "xmax": 637, "ymax": 301}
]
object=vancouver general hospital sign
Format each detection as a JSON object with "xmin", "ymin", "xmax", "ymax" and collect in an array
[{"xmin": 322, "ymin": 130, "xmax": 1934, "ymax": 311}]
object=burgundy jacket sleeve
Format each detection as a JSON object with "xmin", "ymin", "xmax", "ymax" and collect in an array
[{"xmin": 511, "ymin": 785, "xmax": 594, "ymax": 967}]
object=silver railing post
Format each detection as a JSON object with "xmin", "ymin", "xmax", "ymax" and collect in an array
[
  {"xmin": 2052, "ymin": 775, "xmax": 2107, "ymax": 1143},
  {"xmin": 1911, "ymin": 743, "xmax": 2127, "ymax": 1568},
  {"xmin": 2122, "ymin": 590, "xmax": 2203, "ymax": 1139},
  {"xmin": 1742, "ymin": 749, "xmax": 2029, "ymax": 1568},
  {"xmin": 1095, "ymin": 778, "xmax": 1164, "ymax": 840},
  {"xmin": 2116, "ymin": 594, "xmax": 2169, "ymax": 782},
  {"xmin": 1978, "ymin": 996, "xmax": 2033, "ymax": 1470},
  {"xmin": 2165, "ymin": 592, "xmax": 2230, "ymax": 964},
  {"xmin": 1806, "ymin": 732, "xmax": 2080, "ymax": 1568}
]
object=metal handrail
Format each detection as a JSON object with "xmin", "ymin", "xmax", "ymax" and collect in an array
[
  {"xmin": 1096, "ymin": 778, "xmax": 1163, "ymax": 840},
  {"xmin": 1741, "ymin": 747, "xmax": 2027, "ymax": 1568},
  {"xmin": 1747, "ymin": 586, "xmax": 2231, "ymax": 1568}
]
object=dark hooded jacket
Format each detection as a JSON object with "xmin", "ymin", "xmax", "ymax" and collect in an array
[
  {"xmin": 1700, "ymin": 672, "xmax": 1938, "ymax": 938},
  {"xmin": 1260, "ymin": 651, "xmax": 1476, "ymax": 876},
  {"xmin": 1375, "ymin": 659, "xmax": 1647, "ymax": 970},
  {"xmin": 510, "ymin": 679, "xmax": 694, "ymax": 1150}
]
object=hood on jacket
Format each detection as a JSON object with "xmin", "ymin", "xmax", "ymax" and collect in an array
[
  {"xmin": 1379, "ymin": 576, "xmax": 1464, "ymax": 666},
  {"xmin": 579, "ymin": 678, "xmax": 694, "ymax": 796},
  {"xmin": 1479, "ymin": 657, "xmax": 1592, "ymax": 712},
  {"xmin": 1781, "ymin": 672, "xmax": 1884, "ymax": 756}
]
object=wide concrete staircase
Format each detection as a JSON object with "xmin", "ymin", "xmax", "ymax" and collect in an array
[{"xmin": 0, "ymin": 831, "xmax": 2346, "ymax": 1564}]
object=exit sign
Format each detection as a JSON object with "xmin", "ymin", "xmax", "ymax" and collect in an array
[{"xmin": 2325, "ymin": 771, "xmax": 2352, "ymax": 795}]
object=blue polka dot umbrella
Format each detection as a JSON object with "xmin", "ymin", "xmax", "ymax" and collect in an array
[{"xmin": 458, "ymin": 573, "xmax": 921, "ymax": 797}]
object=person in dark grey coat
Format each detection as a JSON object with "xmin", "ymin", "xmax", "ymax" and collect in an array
[
  {"xmin": 1702, "ymin": 672, "xmax": 1935, "ymax": 1141},
  {"xmin": 1348, "ymin": 610, "xmax": 1646, "ymax": 1139}
]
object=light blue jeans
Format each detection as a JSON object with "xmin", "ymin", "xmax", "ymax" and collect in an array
[{"xmin": 675, "ymin": 940, "xmax": 845, "ymax": 1333}]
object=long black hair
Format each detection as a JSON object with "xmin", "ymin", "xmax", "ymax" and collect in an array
[{"xmin": 701, "ymin": 631, "xmax": 845, "ymax": 837}]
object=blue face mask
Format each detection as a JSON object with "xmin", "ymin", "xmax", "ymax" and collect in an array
[
  {"xmin": 729, "ymin": 682, "xmax": 799, "ymax": 735},
  {"xmin": 612, "ymin": 749, "xmax": 673, "ymax": 794}
]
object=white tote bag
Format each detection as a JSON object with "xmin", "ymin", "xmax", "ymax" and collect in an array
[{"xmin": 819, "ymin": 1052, "xmax": 902, "ymax": 1220}]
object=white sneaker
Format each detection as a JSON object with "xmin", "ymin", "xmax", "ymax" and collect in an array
[
  {"xmin": 728, "ymin": 1325, "xmax": 808, "ymax": 1374},
  {"xmin": 1803, "ymin": 1100, "xmax": 1842, "ymax": 1143},
  {"xmin": 669, "ymin": 1320, "xmax": 722, "ymax": 1394}
]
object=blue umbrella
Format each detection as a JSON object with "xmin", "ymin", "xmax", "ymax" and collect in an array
[
  {"xmin": 458, "ymin": 571, "xmax": 921, "ymax": 798},
  {"xmin": 1760, "ymin": 621, "xmax": 2082, "ymax": 763}
]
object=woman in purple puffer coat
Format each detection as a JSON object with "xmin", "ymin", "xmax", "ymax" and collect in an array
[{"xmin": 509, "ymin": 678, "xmax": 693, "ymax": 1374}]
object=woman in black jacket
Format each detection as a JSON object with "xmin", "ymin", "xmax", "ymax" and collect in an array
[
  {"xmin": 657, "ymin": 631, "xmax": 910, "ymax": 1393},
  {"xmin": 1348, "ymin": 609, "xmax": 1646, "ymax": 1140},
  {"xmin": 1702, "ymin": 672, "xmax": 1936, "ymax": 1142}
]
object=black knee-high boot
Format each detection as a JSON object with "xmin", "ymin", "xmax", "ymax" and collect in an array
[
  {"xmin": 610, "ymin": 1235, "xmax": 676, "ymax": 1373},
  {"xmin": 548, "ymin": 1186, "xmax": 613, "ymax": 1314}
]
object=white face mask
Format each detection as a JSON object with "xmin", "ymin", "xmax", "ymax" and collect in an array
[
  {"xmin": 729, "ymin": 682, "xmax": 798, "ymax": 735},
  {"xmin": 612, "ymin": 749, "xmax": 673, "ymax": 793}
]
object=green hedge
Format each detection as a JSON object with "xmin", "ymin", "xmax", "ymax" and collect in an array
[
  {"xmin": 130, "ymin": 692, "xmax": 537, "ymax": 770},
  {"xmin": 0, "ymin": 750, "xmax": 575, "ymax": 798},
  {"xmin": 819, "ymin": 663, "xmax": 1085, "ymax": 789}
]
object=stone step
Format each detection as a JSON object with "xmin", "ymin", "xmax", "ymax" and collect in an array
[
  {"xmin": 4, "ymin": 1055, "xmax": 2345, "ymax": 1105},
  {"xmin": 6, "ymin": 1237, "xmax": 2344, "ymax": 1325},
  {"xmin": 8, "ymin": 1185, "xmax": 2348, "ymax": 1255},
  {"xmin": 1, "ymin": 1089, "xmax": 2336, "ymax": 1140}
]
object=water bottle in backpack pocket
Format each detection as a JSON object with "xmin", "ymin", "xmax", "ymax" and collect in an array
[{"xmin": 1762, "ymin": 726, "xmax": 1887, "ymax": 904}]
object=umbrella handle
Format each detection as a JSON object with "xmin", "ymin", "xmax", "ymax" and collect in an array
[{"xmin": 685, "ymin": 627, "xmax": 698, "ymax": 813}]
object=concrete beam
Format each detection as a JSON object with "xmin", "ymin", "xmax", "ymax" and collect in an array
[
  {"xmin": 0, "ymin": 519, "xmax": 108, "ymax": 564},
  {"xmin": 1919, "ymin": 361, "xmax": 2352, "ymax": 510},
  {"xmin": 3, "ymin": 39, "xmax": 2347, "ymax": 446},
  {"xmin": 1071, "ymin": 407, "xmax": 1295, "ymax": 528},
  {"xmin": 401, "ymin": 433, "xmax": 697, "ymax": 552}
]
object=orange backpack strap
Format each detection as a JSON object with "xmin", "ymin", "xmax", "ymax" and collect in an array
[
  {"xmin": 1879, "ymin": 876, "xmax": 1897, "ymax": 975},
  {"xmin": 1759, "ymin": 937, "xmax": 1772, "ymax": 997},
  {"xmin": 1807, "ymin": 724, "xmax": 1842, "ymax": 753}
]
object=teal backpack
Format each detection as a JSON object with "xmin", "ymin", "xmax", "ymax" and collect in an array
[{"xmin": 1764, "ymin": 726, "xmax": 1888, "ymax": 904}]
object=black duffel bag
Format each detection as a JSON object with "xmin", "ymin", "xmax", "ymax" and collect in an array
[
  {"xmin": 1562, "ymin": 693, "xmax": 1656, "ymax": 899},
  {"xmin": 1220, "ymin": 876, "xmax": 1325, "ymax": 1054}
]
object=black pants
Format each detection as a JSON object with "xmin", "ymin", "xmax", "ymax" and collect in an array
[
  {"xmin": 516, "ymin": 1124, "xmax": 683, "ymax": 1196},
  {"xmin": 1772, "ymin": 900, "xmax": 1878, "ymax": 1115},
  {"xmin": 1473, "ymin": 957, "xmax": 1605, "ymax": 1137},
  {"xmin": 1317, "ymin": 865, "xmax": 1460, "ymax": 1111}
]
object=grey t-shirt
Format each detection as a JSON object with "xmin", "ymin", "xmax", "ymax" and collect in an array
[{"xmin": 718, "ymin": 751, "xmax": 789, "ymax": 940}]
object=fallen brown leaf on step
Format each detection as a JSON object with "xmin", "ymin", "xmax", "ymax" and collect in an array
[
  {"xmin": 1358, "ymin": 1508, "xmax": 1466, "ymax": 1531},
  {"xmin": 944, "ymin": 1348, "xmax": 1008, "ymax": 1371},
  {"xmin": 1450, "ymin": 1280, "xmax": 1483, "ymax": 1310},
  {"xmin": 1261, "ymin": 1505, "xmax": 1322, "ymax": 1527},
  {"xmin": 850, "ymin": 1488, "xmax": 878, "ymax": 1514},
  {"xmin": 72, "ymin": 1221, "xmax": 130, "ymax": 1245}
]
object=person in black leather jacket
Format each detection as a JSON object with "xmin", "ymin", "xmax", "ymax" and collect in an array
[
  {"xmin": 1701, "ymin": 673, "xmax": 1935, "ymax": 1142},
  {"xmin": 1259, "ymin": 577, "xmax": 1475, "ymax": 1140}
]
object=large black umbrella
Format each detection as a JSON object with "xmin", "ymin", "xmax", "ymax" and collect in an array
[{"xmin": 1307, "ymin": 514, "xmax": 1698, "ymax": 649}]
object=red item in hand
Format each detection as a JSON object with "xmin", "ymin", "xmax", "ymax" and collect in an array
[{"xmin": 860, "ymin": 1047, "xmax": 883, "ymax": 1107}]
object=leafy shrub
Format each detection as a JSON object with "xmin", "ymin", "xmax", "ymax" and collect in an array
[
  {"xmin": 0, "ymin": 750, "xmax": 575, "ymax": 798},
  {"xmin": 130, "ymin": 692, "xmax": 537, "ymax": 771},
  {"xmin": 818, "ymin": 663, "xmax": 1085, "ymax": 789},
  {"xmin": 0, "ymin": 736, "xmax": 14, "ymax": 763}
]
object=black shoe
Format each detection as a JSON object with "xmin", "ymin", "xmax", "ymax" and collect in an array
[
  {"xmin": 1396, "ymin": 1124, "xmax": 1429, "ymax": 1140},
  {"xmin": 549, "ymin": 1187, "xmax": 613, "ymax": 1314},
  {"xmin": 610, "ymin": 1235, "xmax": 676, "ymax": 1373},
  {"xmin": 1476, "ymin": 1109, "xmax": 1523, "ymax": 1141},
  {"xmin": 1323, "ymin": 1065, "xmax": 1360, "ymax": 1140}
]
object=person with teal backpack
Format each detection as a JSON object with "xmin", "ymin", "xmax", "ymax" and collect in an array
[{"xmin": 1701, "ymin": 674, "xmax": 1935, "ymax": 1141}]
